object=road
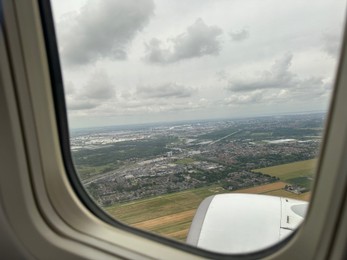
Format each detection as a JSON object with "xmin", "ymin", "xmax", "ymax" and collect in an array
[{"xmin": 208, "ymin": 130, "xmax": 241, "ymax": 145}]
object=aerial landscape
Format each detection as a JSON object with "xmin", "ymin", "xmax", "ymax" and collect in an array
[
  {"xmin": 70, "ymin": 112, "xmax": 323, "ymax": 241},
  {"xmin": 46, "ymin": 0, "xmax": 345, "ymax": 254}
]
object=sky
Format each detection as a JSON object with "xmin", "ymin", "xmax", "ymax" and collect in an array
[{"xmin": 51, "ymin": 0, "xmax": 346, "ymax": 128}]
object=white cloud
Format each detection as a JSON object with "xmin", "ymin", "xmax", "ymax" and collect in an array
[
  {"xmin": 322, "ymin": 31, "xmax": 341, "ymax": 58},
  {"xmin": 67, "ymin": 100, "xmax": 99, "ymax": 111},
  {"xmin": 144, "ymin": 18, "xmax": 223, "ymax": 64},
  {"xmin": 51, "ymin": 0, "xmax": 345, "ymax": 127},
  {"xmin": 227, "ymin": 53, "xmax": 296, "ymax": 92},
  {"xmin": 58, "ymin": 0, "xmax": 154, "ymax": 65},
  {"xmin": 65, "ymin": 71, "xmax": 115, "ymax": 110},
  {"xmin": 229, "ymin": 29, "xmax": 249, "ymax": 42},
  {"xmin": 83, "ymin": 71, "xmax": 115, "ymax": 100},
  {"xmin": 136, "ymin": 82, "xmax": 194, "ymax": 99},
  {"xmin": 224, "ymin": 54, "xmax": 331, "ymax": 106}
]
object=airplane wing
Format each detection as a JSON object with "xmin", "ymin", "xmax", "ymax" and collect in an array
[{"xmin": 186, "ymin": 194, "xmax": 308, "ymax": 254}]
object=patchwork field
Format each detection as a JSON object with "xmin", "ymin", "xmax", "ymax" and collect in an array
[{"xmin": 105, "ymin": 159, "xmax": 316, "ymax": 241}]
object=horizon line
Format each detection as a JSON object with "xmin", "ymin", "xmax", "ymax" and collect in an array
[{"xmin": 69, "ymin": 110, "xmax": 326, "ymax": 131}]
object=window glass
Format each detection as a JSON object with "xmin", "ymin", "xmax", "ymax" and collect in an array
[{"xmin": 51, "ymin": 0, "xmax": 346, "ymax": 254}]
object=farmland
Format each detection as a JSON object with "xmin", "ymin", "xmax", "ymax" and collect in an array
[
  {"xmin": 105, "ymin": 170, "xmax": 312, "ymax": 241},
  {"xmin": 105, "ymin": 185, "xmax": 227, "ymax": 241},
  {"xmin": 255, "ymin": 159, "xmax": 317, "ymax": 190}
]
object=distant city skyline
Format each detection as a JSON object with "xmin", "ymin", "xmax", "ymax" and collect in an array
[{"xmin": 51, "ymin": 0, "xmax": 345, "ymax": 128}]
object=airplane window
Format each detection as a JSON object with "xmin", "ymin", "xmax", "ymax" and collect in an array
[{"xmin": 50, "ymin": 0, "xmax": 346, "ymax": 255}]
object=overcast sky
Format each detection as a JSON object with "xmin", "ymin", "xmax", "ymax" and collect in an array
[{"xmin": 51, "ymin": 0, "xmax": 346, "ymax": 128}]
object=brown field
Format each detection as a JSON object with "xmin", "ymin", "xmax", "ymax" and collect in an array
[
  {"xmin": 105, "ymin": 185, "xmax": 227, "ymax": 241},
  {"xmin": 126, "ymin": 182, "xmax": 309, "ymax": 240},
  {"xmin": 106, "ymin": 181, "xmax": 311, "ymax": 241},
  {"xmin": 167, "ymin": 228, "xmax": 190, "ymax": 240},
  {"xmin": 133, "ymin": 209, "xmax": 196, "ymax": 230}
]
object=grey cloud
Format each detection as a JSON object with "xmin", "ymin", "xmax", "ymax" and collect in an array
[
  {"xmin": 83, "ymin": 71, "xmax": 115, "ymax": 100},
  {"xmin": 224, "ymin": 88, "xmax": 295, "ymax": 106},
  {"xmin": 322, "ymin": 32, "xmax": 341, "ymax": 58},
  {"xmin": 143, "ymin": 38, "xmax": 170, "ymax": 64},
  {"xmin": 229, "ymin": 29, "xmax": 249, "ymax": 42},
  {"xmin": 216, "ymin": 70, "xmax": 228, "ymax": 82},
  {"xmin": 224, "ymin": 53, "xmax": 331, "ymax": 105},
  {"xmin": 144, "ymin": 19, "xmax": 222, "ymax": 64},
  {"xmin": 67, "ymin": 101, "xmax": 98, "ymax": 110},
  {"xmin": 136, "ymin": 83, "xmax": 194, "ymax": 99},
  {"xmin": 225, "ymin": 80, "xmax": 329, "ymax": 106},
  {"xmin": 224, "ymin": 91, "xmax": 264, "ymax": 105},
  {"xmin": 116, "ymin": 99, "xmax": 207, "ymax": 115},
  {"xmin": 65, "ymin": 72, "xmax": 115, "ymax": 111},
  {"xmin": 63, "ymin": 81, "xmax": 75, "ymax": 95},
  {"xmin": 60, "ymin": 0, "xmax": 154, "ymax": 65},
  {"xmin": 227, "ymin": 53, "xmax": 297, "ymax": 92}
]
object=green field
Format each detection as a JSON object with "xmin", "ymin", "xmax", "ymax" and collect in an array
[
  {"xmin": 255, "ymin": 159, "xmax": 317, "ymax": 181},
  {"xmin": 106, "ymin": 185, "xmax": 226, "ymax": 224},
  {"xmin": 105, "ymin": 185, "xmax": 227, "ymax": 240},
  {"xmin": 255, "ymin": 159, "xmax": 317, "ymax": 191},
  {"xmin": 75, "ymin": 163, "xmax": 120, "ymax": 180},
  {"xmin": 286, "ymin": 176, "xmax": 312, "ymax": 189},
  {"xmin": 174, "ymin": 158, "xmax": 195, "ymax": 165}
]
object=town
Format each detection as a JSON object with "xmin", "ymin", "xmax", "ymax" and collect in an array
[{"xmin": 70, "ymin": 113, "xmax": 323, "ymax": 206}]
